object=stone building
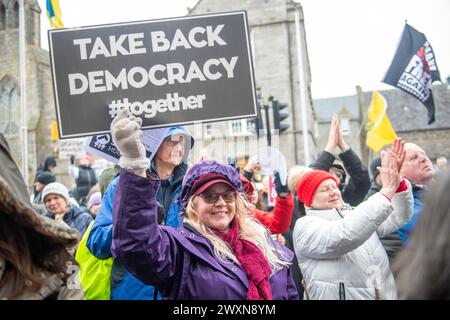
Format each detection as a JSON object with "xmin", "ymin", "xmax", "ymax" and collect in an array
[
  {"xmin": 186, "ymin": 0, "xmax": 318, "ymax": 168},
  {"xmin": 0, "ymin": 0, "xmax": 74, "ymax": 189},
  {"xmin": 373, "ymin": 84, "xmax": 450, "ymax": 163},
  {"xmin": 314, "ymin": 84, "xmax": 450, "ymax": 169},
  {"xmin": 1, "ymin": 0, "xmax": 319, "ymax": 193}
]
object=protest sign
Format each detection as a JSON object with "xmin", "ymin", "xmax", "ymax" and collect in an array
[
  {"xmin": 49, "ymin": 11, "xmax": 258, "ymax": 138},
  {"xmin": 84, "ymin": 128, "xmax": 169, "ymax": 164},
  {"xmin": 58, "ymin": 138, "xmax": 86, "ymax": 159}
]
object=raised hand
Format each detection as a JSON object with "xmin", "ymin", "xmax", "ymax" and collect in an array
[
  {"xmin": 379, "ymin": 149, "xmax": 401, "ymax": 200},
  {"xmin": 325, "ymin": 115, "xmax": 339, "ymax": 153},
  {"xmin": 274, "ymin": 171, "xmax": 289, "ymax": 197},
  {"xmin": 110, "ymin": 108, "xmax": 149, "ymax": 175},
  {"xmin": 244, "ymin": 154, "xmax": 261, "ymax": 173},
  {"xmin": 390, "ymin": 137, "xmax": 405, "ymax": 173},
  {"xmin": 336, "ymin": 115, "xmax": 349, "ymax": 152}
]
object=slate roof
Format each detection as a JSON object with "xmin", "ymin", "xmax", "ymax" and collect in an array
[{"xmin": 313, "ymin": 84, "xmax": 450, "ymax": 132}]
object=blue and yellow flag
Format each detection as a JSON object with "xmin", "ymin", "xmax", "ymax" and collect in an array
[
  {"xmin": 47, "ymin": 0, "xmax": 64, "ymax": 28},
  {"xmin": 366, "ymin": 91, "xmax": 397, "ymax": 152}
]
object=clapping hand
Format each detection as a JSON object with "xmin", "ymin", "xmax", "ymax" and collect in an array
[
  {"xmin": 390, "ymin": 137, "xmax": 406, "ymax": 173},
  {"xmin": 379, "ymin": 146, "xmax": 402, "ymax": 200},
  {"xmin": 325, "ymin": 115, "xmax": 339, "ymax": 153},
  {"xmin": 336, "ymin": 116, "xmax": 349, "ymax": 152}
]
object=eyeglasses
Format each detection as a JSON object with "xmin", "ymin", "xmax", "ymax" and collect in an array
[{"xmin": 198, "ymin": 190, "xmax": 237, "ymax": 204}]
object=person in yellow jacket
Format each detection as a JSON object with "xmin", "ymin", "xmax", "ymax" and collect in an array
[{"xmin": 75, "ymin": 222, "xmax": 113, "ymax": 300}]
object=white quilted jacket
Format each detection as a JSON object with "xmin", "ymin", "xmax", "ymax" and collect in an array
[{"xmin": 293, "ymin": 182, "xmax": 413, "ymax": 300}]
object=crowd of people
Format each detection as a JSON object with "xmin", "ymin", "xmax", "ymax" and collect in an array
[{"xmin": 0, "ymin": 109, "xmax": 449, "ymax": 300}]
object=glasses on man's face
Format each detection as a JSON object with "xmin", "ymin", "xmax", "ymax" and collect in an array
[{"xmin": 198, "ymin": 190, "xmax": 237, "ymax": 204}]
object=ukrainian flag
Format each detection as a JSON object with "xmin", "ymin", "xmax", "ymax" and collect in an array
[{"xmin": 47, "ymin": 0, "xmax": 64, "ymax": 28}]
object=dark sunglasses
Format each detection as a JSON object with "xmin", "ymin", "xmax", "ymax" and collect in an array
[{"xmin": 198, "ymin": 190, "xmax": 237, "ymax": 204}]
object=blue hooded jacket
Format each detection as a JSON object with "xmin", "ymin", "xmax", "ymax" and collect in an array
[
  {"xmin": 397, "ymin": 183, "xmax": 425, "ymax": 245},
  {"xmin": 87, "ymin": 126, "xmax": 193, "ymax": 300}
]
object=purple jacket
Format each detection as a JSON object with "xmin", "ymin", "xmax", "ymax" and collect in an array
[{"xmin": 112, "ymin": 170, "xmax": 299, "ymax": 300}]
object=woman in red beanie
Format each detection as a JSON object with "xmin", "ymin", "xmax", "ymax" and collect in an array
[{"xmin": 293, "ymin": 138, "xmax": 413, "ymax": 300}]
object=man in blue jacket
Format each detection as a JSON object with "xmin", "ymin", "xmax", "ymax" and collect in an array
[
  {"xmin": 397, "ymin": 143, "xmax": 435, "ymax": 245},
  {"xmin": 87, "ymin": 126, "xmax": 194, "ymax": 299}
]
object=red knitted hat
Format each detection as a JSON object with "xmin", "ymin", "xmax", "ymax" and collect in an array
[{"xmin": 297, "ymin": 170, "xmax": 339, "ymax": 207}]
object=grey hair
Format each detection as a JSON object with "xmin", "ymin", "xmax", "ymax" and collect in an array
[{"xmin": 287, "ymin": 166, "xmax": 312, "ymax": 194}]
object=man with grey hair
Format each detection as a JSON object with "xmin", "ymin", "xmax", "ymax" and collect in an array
[
  {"xmin": 397, "ymin": 142, "xmax": 435, "ymax": 245},
  {"xmin": 86, "ymin": 121, "xmax": 195, "ymax": 300}
]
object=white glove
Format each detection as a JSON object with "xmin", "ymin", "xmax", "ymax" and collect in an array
[{"xmin": 110, "ymin": 108, "xmax": 149, "ymax": 173}]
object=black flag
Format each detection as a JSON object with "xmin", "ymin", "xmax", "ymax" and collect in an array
[{"xmin": 383, "ymin": 23, "xmax": 441, "ymax": 124}]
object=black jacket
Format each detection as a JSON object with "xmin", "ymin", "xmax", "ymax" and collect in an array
[
  {"xmin": 74, "ymin": 165, "xmax": 97, "ymax": 203},
  {"xmin": 283, "ymin": 194, "xmax": 306, "ymax": 299},
  {"xmin": 311, "ymin": 148, "xmax": 371, "ymax": 207}
]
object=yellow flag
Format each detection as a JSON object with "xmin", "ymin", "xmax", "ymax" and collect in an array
[
  {"xmin": 51, "ymin": 120, "xmax": 59, "ymax": 141},
  {"xmin": 366, "ymin": 91, "xmax": 397, "ymax": 152},
  {"xmin": 47, "ymin": 0, "xmax": 64, "ymax": 29}
]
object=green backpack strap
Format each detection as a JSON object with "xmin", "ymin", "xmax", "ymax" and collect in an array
[{"xmin": 75, "ymin": 221, "xmax": 114, "ymax": 300}]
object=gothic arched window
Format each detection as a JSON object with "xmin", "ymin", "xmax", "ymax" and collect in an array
[
  {"xmin": 0, "ymin": 76, "xmax": 20, "ymax": 136},
  {"xmin": 12, "ymin": 1, "xmax": 19, "ymax": 29}
]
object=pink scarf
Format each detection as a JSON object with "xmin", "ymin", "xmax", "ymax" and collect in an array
[{"xmin": 215, "ymin": 219, "xmax": 273, "ymax": 300}]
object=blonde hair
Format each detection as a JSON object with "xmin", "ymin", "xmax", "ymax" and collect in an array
[
  {"xmin": 184, "ymin": 194, "xmax": 290, "ymax": 271},
  {"xmin": 287, "ymin": 165, "xmax": 312, "ymax": 194}
]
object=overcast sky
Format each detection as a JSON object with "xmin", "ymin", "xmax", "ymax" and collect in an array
[{"xmin": 37, "ymin": 0, "xmax": 450, "ymax": 99}]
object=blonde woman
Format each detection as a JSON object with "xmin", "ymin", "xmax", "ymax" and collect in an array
[{"xmin": 109, "ymin": 109, "xmax": 298, "ymax": 300}]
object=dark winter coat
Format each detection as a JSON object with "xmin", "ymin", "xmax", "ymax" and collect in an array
[
  {"xmin": 283, "ymin": 195, "xmax": 306, "ymax": 298},
  {"xmin": 74, "ymin": 165, "xmax": 97, "ymax": 203},
  {"xmin": 44, "ymin": 205, "xmax": 93, "ymax": 236}
]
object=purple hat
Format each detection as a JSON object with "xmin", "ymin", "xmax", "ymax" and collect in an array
[
  {"xmin": 180, "ymin": 160, "xmax": 242, "ymax": 214},
  {"xmin": 87, "ymin": 192, "xmax": 102, "ymax": 210}
]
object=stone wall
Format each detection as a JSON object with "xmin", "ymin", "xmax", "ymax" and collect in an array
[
  {"xmin": 187, "ymin": 0, "xmax": 317, "ymax": 167},
  {"xmin": 0, "ymin": 1, "xmax": 61, "ymax": 189}
]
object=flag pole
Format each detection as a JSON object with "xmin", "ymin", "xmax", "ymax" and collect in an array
[
  {"xmin": 19, "ymin": 0, "xmax": 28, "ymax": 187},
  {"xmin": 294, "ymin": 1, "xmax": 310, "ymax": 165}
]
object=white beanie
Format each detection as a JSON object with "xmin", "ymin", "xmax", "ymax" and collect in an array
[{"xmin": 42, "ymin": 182, "xmax": 70, "ymax": 203}]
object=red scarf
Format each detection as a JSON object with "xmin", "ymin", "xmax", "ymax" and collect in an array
[{"xmin": 214, "ymin": 219, "xmax": 273, "ymax": 300}]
